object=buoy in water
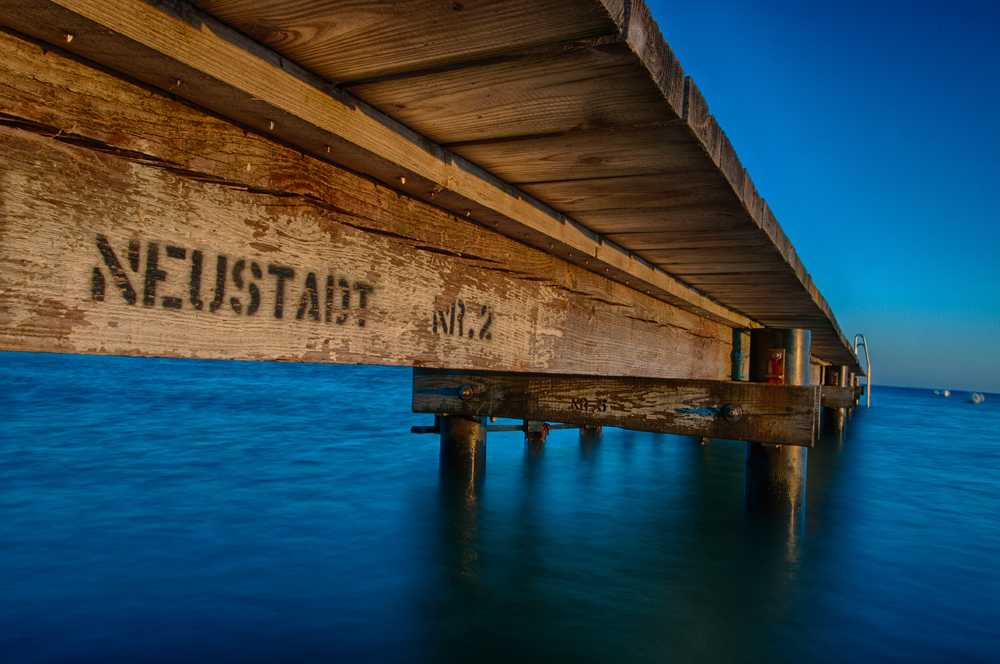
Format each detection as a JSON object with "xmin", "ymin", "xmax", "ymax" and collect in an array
[
  {"xmin": 970, "ymin": 393, "xmax": 985, "ymax": 404},
  {"xmin": 934, "ymin": 390, "xmax": 940, "ymax": 395},
  {"xmin": 943, "ymin": 390, "xmax": 951, "ymax": 397}
]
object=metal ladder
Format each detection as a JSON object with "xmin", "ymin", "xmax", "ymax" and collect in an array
[{"xmin": 854, "ymin": 334, "xmax": 871, "ymax": 408}]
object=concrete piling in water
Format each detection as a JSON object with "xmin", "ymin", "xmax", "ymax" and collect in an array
[
  {"xmin": 524, "ymin": 420, "xmax": 549, "ymax": 447},
  {"xmin": 824, "ymin": 364, "xmax": 849, "ymax": 433},
  {"xmin": 744, "ymin": 328, "xmax": 810, "ymax": 526},
  {"xmin": 523, "ymin": 420, "xmax": 548, "ymax": 458},
  {"xmin": 440, "ymin": 415, "xmax": 487, "ymax": 480}
]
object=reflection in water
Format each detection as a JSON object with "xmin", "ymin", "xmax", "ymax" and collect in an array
[
  {"xmin": 825, "ymin": 408, "xmax": 847, "ymax": 437},
  {"xmin": 578, "ymin": 427, "xmax": 603, "ymax": 460},
  {"xmin": 524, "ymin": 439, "xmax": 545, "ymax": 460},
  {"xmin": 3, "ymin": 354, "xmax": 999, "ymax": 663},
  {"xmin": 744, "ymin": 442, "xmax": 808, "ymax": 565},
  {"xmin": 438, "ymin": 467, "xmax": 482, "ymax": 594}
]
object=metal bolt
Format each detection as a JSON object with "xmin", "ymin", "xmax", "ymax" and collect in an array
[
  {"xmin": 723, "ymin": 404, "xmax": 743, "ymax": 422},
  {"xmin": 769, "ymin": 349, "xmax": 783, "ymax": 361},
  {"xmin": 459, "ymin": 385, "xmax": 474, "ymax": 401}
]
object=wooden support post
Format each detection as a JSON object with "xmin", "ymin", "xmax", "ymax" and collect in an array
[
  {"xmin": 524, "ymin": 420, "xmax": 548, "ymax": 447},
  {"xmin": 744, "ymin": 329, "xmax": 810, "ymax": 524},
  {"xmin": 823, "ymin": 364, "xmax": 850, "ymax": 433},
  {"xmin": 439, "ymin": 415, "xmax": 487, "ymax": 480}
]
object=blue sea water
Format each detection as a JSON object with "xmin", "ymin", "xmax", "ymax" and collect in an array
[{"xmin": 1, "ymin": 352, "xmax": 999, "ymax": 663}]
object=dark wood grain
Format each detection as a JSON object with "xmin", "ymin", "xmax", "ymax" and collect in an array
[
  {"xmin": 190, "ymin": 0, "xmax": 624, "ymax": 81},
  {"xmin": 413, "ymin": 368, "xmax": 820, "ymax": 446},
  {"xmin": 349, "ymin": 43, "xmax": 675, "ymax": 144},
  {"xmin": 821, "ymin": 386, "xmax": 856, "ymax": 409}
]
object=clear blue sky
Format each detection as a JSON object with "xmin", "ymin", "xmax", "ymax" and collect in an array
[{"xmin": 646, "ymin": 0, "xmax": 1000, "ymax": 393}]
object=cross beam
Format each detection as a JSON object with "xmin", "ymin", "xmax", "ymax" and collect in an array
[
  {"xmin": 413, "ymin": 368, "xmax": 820, "ymax": 446},
  {"xmin": 820, "ymin": 385, "xmax": 856, "ymax": 409}
]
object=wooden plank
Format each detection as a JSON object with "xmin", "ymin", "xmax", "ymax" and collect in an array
[
  {"xmin": 576, "ymin": 208, "xmax": 750, "ymax": 235},
  {"xmin": 636, "ymin": 248, "xmax": 788, "ymax": 266},
  {"xmin": 669, "ymin": 272, "xmax": 802, "ymax": 285},
  {"xmin": 348, "ymin": 43, "xmax": 675, "ymax": 144},
  {"xmin": 821, "ymin": 386, "xmax": 855, "ymax": 409},
  {"xmin": 449, "ymin": 123, "xmax": 708, "ymax": 183},
  {"xmin": 518, "ymin": 173, "xmax": 740, "ymax": 212},
  {"xmin": 0, "ymin": 30, "xmax": 737, "ymax": 378},
  {"xmin": 189, "ymin": 0, "xmax": 625, "ymax": 82},
  {"xmin": 0, "ymin": 0, "xmax": 752, "ymax": 330},
  {"xmin": 412, "ymin": 368, "xmax": 821, "ymax": 446},
  {"xmin": 602, "ymin": 231, "xmax": 773, "ymax": 250},
  {"xmin": 667, "ymin": 263, "xmax": 799, "ymax": 276}
]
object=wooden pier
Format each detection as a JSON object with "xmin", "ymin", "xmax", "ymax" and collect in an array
[{"xmin": 0, "ymin": 0, "xmax": 863, "ymax": 516}]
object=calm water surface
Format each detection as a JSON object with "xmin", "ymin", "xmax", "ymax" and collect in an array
[{"xmin": 2, "ymin": 353, "xmax": 999, "ymax": 662}]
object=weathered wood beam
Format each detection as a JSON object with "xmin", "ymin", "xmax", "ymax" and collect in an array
[
  {"xmin": 346, "ymin": 42, "xmax": 674, "ymax": 144},
  {"xmin": 0, "ymin": 0, "xmax": 752, "ymax": 330},
  {"xmin": 449, "ymin": 122, "xmax": 707, "ymax": 182},
  {"xmin": 0, "ymin": 29, "xmax": 735, "ymax": 378},
  {"xmin": 188, "ymin": 0, "xmax": 627, "ymax": 82},
  {"xmin": 413, "ymin": 368, "xmax": 820, "ymax": 446},
  {"xmin": 821, "ymin": 386, "xmax": 856, "ymax": 409}
]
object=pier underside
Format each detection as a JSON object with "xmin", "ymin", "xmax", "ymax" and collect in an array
[{"xmin": 0, "ymin": 0, "xmax": 862, "ymax": 450}]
